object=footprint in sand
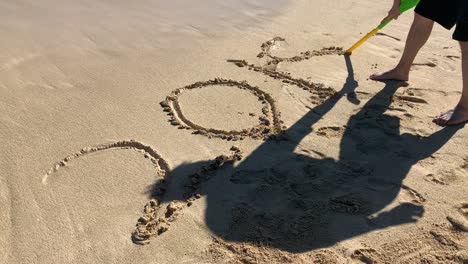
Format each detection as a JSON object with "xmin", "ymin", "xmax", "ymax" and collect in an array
[
  {"xmin": 425, "ymin": 173, "xmax": 449, "ymax": 185},
  {"xmin": 316, "ymin": 126, "xmax": 345, "ymax": 138},
  {"xmin": 353, "ymin": 224, "xmax": 468, "ymax": 263},
  {"xmin": 400, "ymin": 184, "xmax": 427, "ymax": 205},
  {"xmin": 405, "ymin": 87, "xmax": 452, "ymax": 97},
  {"xmin": 330, "ymin": 194, "xmax": 370, "ymax": 215},
  {"xmin": 351, "ymin": 247, "xmax": 384, "ymax": 264},
  {"xmin": 462, "ymin": 157, "xmax": 468, "ymax": 170},
  {"xmin": 447, "ymin": 203, "xmax": 468, "ymax": 233},
  {"xmin": 161, "ymin": 79, "xmax": 284, "ymax": 141},
  {"xmin": 390, "ymin": 87, "xmax": 436, "ymax": 112}
]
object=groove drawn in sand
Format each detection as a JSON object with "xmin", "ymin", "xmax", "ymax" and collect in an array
[
  {"xmin": 161, "ymin": 79, "xmax": 284, "ymax": 141},
  {"xmin": 43, "ymin": 140, "xmax": 170, "ymax": 184},
  {"xmin": 412, "ymin": 62, "xmax": 437, "ymax": 68},
  {"xmin": 256, "ymin": 37, "xmax": 344, "ymax": 69},
  {"xmin": 132, "ymin": 146, "xmax": 243, "ymax": 244},
  {"xmin": 375, "ymin": 32, "xmax": 401, "ymax": 41},
  {"xmin": 446, "ymin": 55, "xmax": 461, "ymax": 61},
  {"xmin": 395, "ymin": 94, "xmax": 428, "ymax": 104}
]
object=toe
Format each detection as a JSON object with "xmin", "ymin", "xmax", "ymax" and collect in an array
[
  {"xmin": 433, "ymin": 115, "xmax": 448, "ymax": 126},
  {"xmin": 369, "ymin": 73, "xmax": 380, "ymax": 80}
]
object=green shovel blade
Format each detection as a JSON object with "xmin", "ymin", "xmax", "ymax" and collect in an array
[{"xmin": 378, "ymin": 0, "xmax": 421, "ymax": 29}]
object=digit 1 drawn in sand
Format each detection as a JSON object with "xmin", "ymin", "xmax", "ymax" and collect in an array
[
  {"xmin": 226, "ymin": 59, "xmax": 338, "ymax": 105},
  {"xmin": 161, "ymin": 78, "xmax": 284, "ymax": 141},
  {"xmin": 229, "ymin": 37, "xmax": 341, "ymax": 105},
  {"xmin": 132, "ymin": 146, "xmax": 244, "ymax": 245},
  {"xmin": 256, "ymin": 37, "xmax": 344, "ymax": 67},
  {"xmin": 42, "ymin": 140, "xmax": 170, "ymax": 184}
]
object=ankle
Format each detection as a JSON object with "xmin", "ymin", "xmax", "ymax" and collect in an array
[
  {"xmin": 456, "ymin": 101, "xmax": 468, "ymax": 110},
  {"xmin": 393, "ymin": 64, "xmax": 410, "ymax": 75}
]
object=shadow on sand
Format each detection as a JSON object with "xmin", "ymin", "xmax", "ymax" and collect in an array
[{"xmin": 151, "ymin": 55, "xmax": 463, "ymax": 252}]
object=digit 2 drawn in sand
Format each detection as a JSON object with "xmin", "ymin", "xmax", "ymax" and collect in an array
[{"xmin": 44, "ymin": 140, "xmax": 244, "ymax": 245}]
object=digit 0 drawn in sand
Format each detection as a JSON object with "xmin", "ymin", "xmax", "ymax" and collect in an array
[
  {"xmin": 161, "ymin": 78, "xmax": 284, "ymax": 141},
  {"xmin": 42, "ymin": 140, "xmax": 170, "ymax": 184},
  {"xmin": 162, "ymin": 38, "xmax": 341, "ymax": 141},
  {"xmin": 132, "ymin": 146, "xmax": 243, "ymax": 244}
]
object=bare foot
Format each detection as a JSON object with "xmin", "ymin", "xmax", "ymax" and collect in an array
[
  {"xmin": 370, "ymin": 68, "xmax": 409, "ymax": 82},
  {"xmin": 433, "ymin": 104, "xmax": 468, "ymax": 126}
]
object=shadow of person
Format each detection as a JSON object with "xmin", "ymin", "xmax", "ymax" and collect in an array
[{"xmin": 152, "ymin": 55, "xmax": 463, "ymax": 252}]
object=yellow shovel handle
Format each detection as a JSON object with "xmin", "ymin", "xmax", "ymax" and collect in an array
[{"xmin": 345, "ymin": 27, "xmax": 380, "ymax": 55}]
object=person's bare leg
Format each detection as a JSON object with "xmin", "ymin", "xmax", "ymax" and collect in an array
[
  {"xmin": 434, "ymin": 41, "xmax": 468, "ymax": 126},
  {"xmin": 370, "ymin": 13, "xmax": 434, "ymax": 81}
]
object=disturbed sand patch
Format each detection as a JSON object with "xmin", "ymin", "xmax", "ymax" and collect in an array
[{"xmin": 351, "ymin": 225, "xmax": 467, "ymax": 264}]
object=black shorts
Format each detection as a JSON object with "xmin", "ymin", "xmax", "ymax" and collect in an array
[{"xmin": 415, "ymin": 0, "xmax": 468, "ymax": 41}]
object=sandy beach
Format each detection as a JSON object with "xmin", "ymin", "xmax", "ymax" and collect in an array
[{"xmin": 1, "ymin": 0, "xmax": 467, "ymax": 263}]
